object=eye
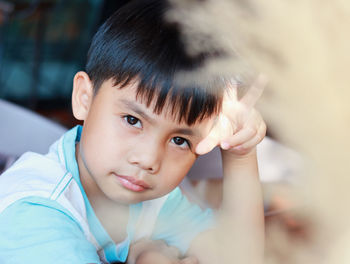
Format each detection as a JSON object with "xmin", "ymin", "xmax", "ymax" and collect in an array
[
  {"xmin": 171, "ymin": 136, "xmax": 190, "ymax": 149},
  {"xmin": 124, "ymin": 115, "xmax": 142, "ymax": 128}
]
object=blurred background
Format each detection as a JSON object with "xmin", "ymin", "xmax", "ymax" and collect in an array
[{"xmin": 0, "ymin": 0, "xmax": 130, "ymax": 127}]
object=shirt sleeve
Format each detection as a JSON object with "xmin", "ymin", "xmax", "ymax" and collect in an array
[
  {"xmin": 0, "ymin": 197, "xmax": 101, "ymax": 264},
  {"xmin": 151, "ymin": 187, "xmax": 215, "ymax": 254}
]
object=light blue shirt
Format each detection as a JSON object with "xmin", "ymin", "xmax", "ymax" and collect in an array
[{"xmin": 0, "ymin": 126, "xmax": 214, "ymax": 263}]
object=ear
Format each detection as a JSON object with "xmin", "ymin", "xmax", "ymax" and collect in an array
[{"xmin": 72, "ymin": 71, "xmax": 94, "ymax": 121}]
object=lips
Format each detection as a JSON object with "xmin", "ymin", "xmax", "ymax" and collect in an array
[{"xmin": 114, "ymin": 174, "xmax": 151, "ymax": 192}]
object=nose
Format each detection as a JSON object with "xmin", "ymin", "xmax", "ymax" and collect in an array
[{"xmin": 127, "ymin": 139, "xmax": 163, "ymax": 174}]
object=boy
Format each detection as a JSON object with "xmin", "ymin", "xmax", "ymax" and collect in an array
[{"xmin": 0, "ymin": 0, "xmax": 266, "ymax": 263}]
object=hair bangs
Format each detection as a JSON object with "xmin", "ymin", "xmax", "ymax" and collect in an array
[
  {"xmin": 117, "ymin": 72, "xmax": 223, "ymax": 126},
  {"xmin": 86, "ymin": 0, "xmax": 225, "ymax": 125}
]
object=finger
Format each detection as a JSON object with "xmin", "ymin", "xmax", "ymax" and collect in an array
[
  {"xmin": 135, "ymin": 251, "xmax": 179, "ymax": 264},
  {"xmin": 127, "ymin": 239, "xmax": 151, "ymax": 264},
  {"xmin": 240, "ymin": 74, "xmax": 268, "ymax": 109},
  {"xmin": 220, "ymin": 126, "xmax": 257, "ymax": 150},
  {"xmin": 195, "ymin": 132, "xmax": 220, "ymax": 155},
  {"xmin": 231, "ymin": 123, "xmax": 266, "ymax": 152},
  {"xmin": 128, "ymin": 239, "xmax": 169, "ymax": 264},
  {"xmin": 230, "ymin": 136, "xmax": 260, "ymax": 155},
  {"xmin": 195, "ymin": 116, "xmax": 225, "ymax": 155},
  {"xmin": 160, "ymin": 245, "xmax": 181, "ymax": 259},
  {"xmin": 224, "ymin": 79, "xmax": 238, "ymax": 101},
  {"xmin": 180, "ymin": 256, "xmax": 199, "ymax": 264},
  {"xmin": 222, "ymin": 81, "xmax": 239, "ymax": 116}
]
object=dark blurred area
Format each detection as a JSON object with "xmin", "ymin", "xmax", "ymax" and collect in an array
[{"xmin": 0, "ymin": 0, "xmax": 130, "ymax": 128}]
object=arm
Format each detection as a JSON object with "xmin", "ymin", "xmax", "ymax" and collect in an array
[
  {"xmin": 188, "ymin": 151, "xmax": 264, "ymax": 264},
  {"xmin": 220, "ymin": 149, "xmax": 264, "ymax": 261},
  {"xmin": 189, "ymin": 76, "xmax": 267, "ymax": 263}
]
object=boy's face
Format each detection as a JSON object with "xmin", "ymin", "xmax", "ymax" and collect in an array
[{"xmin": 72, "ymin": 72, "xmax": 215, "ymax": 204}]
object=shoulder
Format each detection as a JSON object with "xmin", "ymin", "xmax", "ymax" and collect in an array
[
  {"xmin": 0, "ymin": 136, "xmax": 86, "ymax": 221},
  {"xmin": 0, "ymin": 134, "xmax": 65, "ymax": 188},
  {"xmin": 0, "ymin": 150, "xmax": 66, "ymax": 203},
  {"xmin": 0, "ymin": 196, "xmax": 100, "ymax": 263}
]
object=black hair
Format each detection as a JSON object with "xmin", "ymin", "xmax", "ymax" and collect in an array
[{"xmin": 86, "ymin": 0, "xmax": 225, "ymax": 125}]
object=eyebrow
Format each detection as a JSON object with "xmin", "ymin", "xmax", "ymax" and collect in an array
[
  {"xmin": 119, "ymin": 99, "xmax": 157, "ymax": 125},
  {"xmin": 172, "ymin": 128, "xmax": 199, "ymax": 137},
  {"xmin": 119, "ymin": 99, "xmax": 202, "ymax": 138}
]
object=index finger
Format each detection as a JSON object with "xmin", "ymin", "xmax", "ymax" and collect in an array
[
  {"xmin": 195, "ymin": 124, "xmax": 221, "ymax": 155},
  {"xmin": 239, "ymin": 74, "xmax": 268, "ymax": 109},
  {"xmin": 222, "ymin": 78, "xmax": 238, "ymax": 104}
]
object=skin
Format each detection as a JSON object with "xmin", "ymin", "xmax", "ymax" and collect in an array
[
  {"xmin": 188, "ymin": 75, "xmax": 267, "ymax": 264},
  {"xmin": 72, "ymin": 72, "xmax": 214, "ymax": 207},
  {"xmin": 72, "ymin": 71, "xmax": 267, "ymax": 263},
  {"xmin": 127, "ymin": 239, "xmax": 198, "ymax": 264}
]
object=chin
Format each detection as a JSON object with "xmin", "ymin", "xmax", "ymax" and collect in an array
[{"xmin": 108, "ymin": 192, "xmax": 152, "ymax": 205}]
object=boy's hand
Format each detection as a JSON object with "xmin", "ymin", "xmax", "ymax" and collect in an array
[
  {"xmin": 127, "ymin": 239, "xmax": 198, "ymax": 264},
  {"xmin": 196, "ymin": 74, "xmax": 267, "ymax": 156},
  {"xmin": 136, "ymin": 251, "xmax": 198, "ymax": 264}
]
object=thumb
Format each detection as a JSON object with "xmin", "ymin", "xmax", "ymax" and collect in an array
[
  {"xmin": 195, "ymin": 133, "xmax": 219, "ymax": 155},
  {"xmin": 195, "ymin": 114, "xmax": 234, "ymax": 155},
  {"xmin": 195, "ymin": 118, "xmax": 224, "ymax": 155}
]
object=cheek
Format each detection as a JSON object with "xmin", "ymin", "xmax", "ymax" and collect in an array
[
  {"xmin": 80, "ymin": 116, "xmax": 129, "ymax": 172},
  {"xmin": 161, "ymin": 154, "xmax": 196, "ymax": 188}
]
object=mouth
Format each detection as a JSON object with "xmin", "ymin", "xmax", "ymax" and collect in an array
[{"xmin": 114, "ymin": 173, "xmax": 151, "ymax": 192}]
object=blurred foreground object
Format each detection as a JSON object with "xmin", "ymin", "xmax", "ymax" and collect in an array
[{"xmin": 168, "ymin": 0, "xmax": 350, "ymax": 263}]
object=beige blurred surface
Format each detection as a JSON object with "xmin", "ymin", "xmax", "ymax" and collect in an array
[{"xmin": 167, "ymin": 0, "xmax": 350, "ymax": 263}]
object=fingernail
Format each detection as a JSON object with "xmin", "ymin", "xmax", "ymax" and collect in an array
[{"xmin": 221, "ymin": 142, "xmax": 230, "ymax": 150}]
